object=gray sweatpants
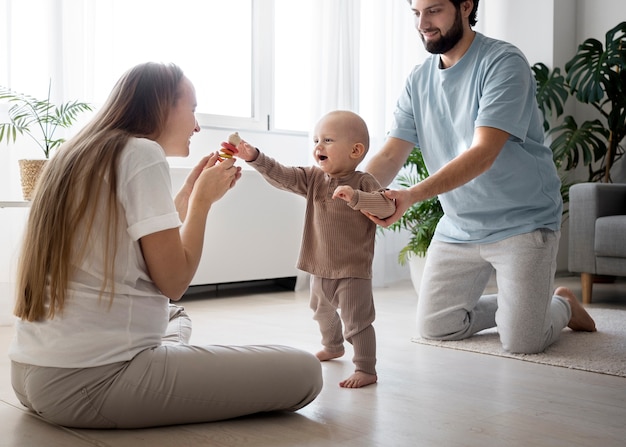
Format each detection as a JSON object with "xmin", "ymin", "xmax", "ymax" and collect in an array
[
  {"xmin": 417, "ymin": 229, "xmax": 571, "ymax": 354},
  {"xmin": 11, "ymin": 305, "xmax": 323, "ymax": 429}
]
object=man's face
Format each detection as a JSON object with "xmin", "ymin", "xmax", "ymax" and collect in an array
[{"xmin": 411, "ymin": 1, "xmax": 466, "ymax": 55}]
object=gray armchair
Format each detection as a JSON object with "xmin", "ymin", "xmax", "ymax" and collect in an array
[{"xmin": 568, "ymin": 183, "xmax": 626, "ymax": 303}]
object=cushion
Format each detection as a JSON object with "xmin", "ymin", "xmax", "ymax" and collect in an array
[{"xmin": 595, "ymin": 215, "xmax": 626, "ymax": 257}]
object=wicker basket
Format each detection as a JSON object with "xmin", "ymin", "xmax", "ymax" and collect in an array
[{"xmin": 18, "ymin": 159, "xmax": 48, "ymax": 200}]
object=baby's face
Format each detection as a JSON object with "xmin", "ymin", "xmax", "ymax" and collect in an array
[{"xmin": 312, "ymin": 117, "xmax": 361, "ymax": 177}]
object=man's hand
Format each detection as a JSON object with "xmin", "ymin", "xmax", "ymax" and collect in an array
[{"xmin": 362, "ymin": 188, "xmax": 412, "ymax": 227}]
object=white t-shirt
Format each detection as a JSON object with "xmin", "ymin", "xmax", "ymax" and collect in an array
[
  {"xmin": 389, "ymin": 32, "xmax": 562, "ymax": 244},
  {"xmin": 9, "ymin": 138, "xmax": 182, "ymax": 368}
]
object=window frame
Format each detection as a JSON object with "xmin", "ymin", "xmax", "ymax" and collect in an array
[
  {"xmin": 1, "ymin": 0, "xmax": 313, "ymax": 135},
  {"xmin": 196, "ymin": 0, "xmax": 275, "ymax": 133}
]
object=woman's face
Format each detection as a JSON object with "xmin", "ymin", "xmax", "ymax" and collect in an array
[{"xmin": 157, "ymin": 76, "xmax": 200, "ymax": 157}]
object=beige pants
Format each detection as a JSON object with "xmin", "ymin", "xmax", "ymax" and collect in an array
[
  {"xmin": 11, "ymin": 305, "xmax": 322, "ymax": 429},
  {"xmin": 310, "ymin": 276, "xmax": 376, "ymax": 375}
]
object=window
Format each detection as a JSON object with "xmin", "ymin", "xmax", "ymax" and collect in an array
[
  {"xmin": 273, "ymin": 0, "xmax": 313, "ymax": 132},
  {"xmin": 2, "ymin": 0, "xmax": 314, "ymax": 133},
  {"xmin": 2, "ymin": 0, "xmax": 417, "ymax": 137},
  {"xmin": 88, "ymin": 0, "xmax": 315, "ymax": 132},
  {"xmin": 83, "ymin": 0, "xmax": 258, "ymax": 130}
]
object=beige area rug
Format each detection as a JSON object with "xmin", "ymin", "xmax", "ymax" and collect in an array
[{"xmin": 411, "ymin": 307, "xmax": 626, "ymax": 377}]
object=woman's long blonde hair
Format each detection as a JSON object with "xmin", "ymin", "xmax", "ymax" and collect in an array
[{"xmin": 14, "ymin": 62, "xmax": 184, "ymax": 321}]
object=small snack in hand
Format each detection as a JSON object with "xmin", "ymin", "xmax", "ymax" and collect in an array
[{"xmin": 219, "ymin": 132, "xmax": 241, "ymax": 160}]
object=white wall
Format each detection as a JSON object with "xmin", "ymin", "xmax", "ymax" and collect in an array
[
  {"xmin": 481, "ymin": 0, "xmax": 557, "ymax": 66},
  {"xmin": 0, "ymin": 206, "xmax": 27, "ymax": 324},
  {"xmin": 576, "ymin": 0, "xmax": 625, "ymax": 43}
]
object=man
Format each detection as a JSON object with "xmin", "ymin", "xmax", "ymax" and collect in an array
[{"xmin": 366, "ymin": 0, "xmax": 596, "ymax": 353}]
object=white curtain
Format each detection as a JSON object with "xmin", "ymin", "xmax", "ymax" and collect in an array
[
  {"xmin": 311, "ymin": 0, "xmax": 361, "ymax": 119},
  {"xmin": 307, "ymin": 0, "xmax": 421, "ymax": 163}
]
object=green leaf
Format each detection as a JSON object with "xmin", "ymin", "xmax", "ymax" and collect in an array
[
  {"xmin": 549, "ymin": 116, "xmax": 609, "ymax": 169},
  {"xmin": 565, "ymin": 22, "xmax": 626, "ymax": 105},
  {"xmin": 565, "ymin": 38, "xmax": 606, "ymax": 103},
  {"xmin": 532, "ymin": 63, "xmax": 569, "ymax": 131}
]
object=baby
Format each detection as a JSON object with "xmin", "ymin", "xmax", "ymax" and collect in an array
[{"xmin": 234, "ymin": 110, "xmax": 395, "ymax": 388}]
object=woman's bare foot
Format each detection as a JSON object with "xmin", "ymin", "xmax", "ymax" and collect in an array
[
  {"xmin": 339, "ymin": 371, "xmax": 378, "ymax": 389},
  {"xmin": 316, "ymin": 348, "xmax": 344, "ymax": 362},
  {"xmin": 554, "ymin": 286, "xmax": 597, "ymax": 332}
]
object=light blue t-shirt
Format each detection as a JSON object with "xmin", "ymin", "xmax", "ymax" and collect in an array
[{"xmin": 389, "ymin": 32, "xmax": 562, "ymax": 244}]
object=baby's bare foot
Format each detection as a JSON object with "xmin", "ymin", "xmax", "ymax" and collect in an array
[
  {"xmin": 316, "ymin": 348, "xmax": 344, "ymax": 362},
  {"xmin": 339, "ymin": 371, "xmax": 378, "ymax": 389},
  {"xmin": 555, "ymin": 287, "xmax": 596, "ymax": 332}
]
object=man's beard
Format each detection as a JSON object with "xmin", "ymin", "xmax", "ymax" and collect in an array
[{"xmin": 420, "ymin": 9, "xmax": 464, "ymax": 54}]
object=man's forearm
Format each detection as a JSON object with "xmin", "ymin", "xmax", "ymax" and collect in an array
[{"xmin": 365, "ymin": 137, "xmax": 415, "ymax": 187}]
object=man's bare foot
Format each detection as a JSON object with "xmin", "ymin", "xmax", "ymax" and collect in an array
[
  {"xmin": 339, "ymin": 371, "xmax": 378, "ymax": 389},
  {"xmin": 555, "ymin": 286, "xmax": 597, "ymax": 332},
  {"xmin": 316, "ymin": 348, "xmax": 344, "ymax": 362}
]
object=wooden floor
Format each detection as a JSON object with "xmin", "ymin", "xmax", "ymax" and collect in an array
[{"xmin": 1, "ymin": 275, "xmax": 625, "ymax": 447}]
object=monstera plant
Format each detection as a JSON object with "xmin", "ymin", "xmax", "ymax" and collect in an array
[{"xmin": 532, "ymin": 21, "xmax": 626, "ymax": 184}]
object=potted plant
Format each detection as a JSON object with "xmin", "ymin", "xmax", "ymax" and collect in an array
[
  {"xmin": 0, "ymin": 82, "xmax": 92, "ymax": 199},
  {"xmin": 532, "ymin": 21, "xmax": 626, "ymax": 184},
  {"xmin": 385, "ymin": 148, "xmax": 443, "ymax": 265},
  {"xmin": 382, "ymin": 148, "xmax": 443, "ymax": 294}
]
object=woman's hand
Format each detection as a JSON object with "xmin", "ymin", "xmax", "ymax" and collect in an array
[
  {"xmin": 174, "ymin": 153, "xmax": 241, "ymax": 221},
  {"xmin": 174, "ymin": 153, "xmax": 218, "ymax": 221},
  {"xmin": 189, "ymin": 154, "xmax": 241, "ymax": 209}
]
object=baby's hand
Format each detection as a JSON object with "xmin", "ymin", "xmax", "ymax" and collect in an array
[
  {"xmin": 236, "ymin": 140, "xmax": 260, "ymax": 162},
  {"xmin": 333, "ymin": 185, "xmax": 355, "ymax": 203}
]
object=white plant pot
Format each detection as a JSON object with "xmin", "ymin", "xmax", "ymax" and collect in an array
[{"xmin": 408, "ymin": 254, "xmax": 427, "ymax": 298}]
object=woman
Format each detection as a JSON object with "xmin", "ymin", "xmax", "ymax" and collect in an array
[{"xmin": 9, "ymin": 62, "xmax": 322, "ymax": 429}]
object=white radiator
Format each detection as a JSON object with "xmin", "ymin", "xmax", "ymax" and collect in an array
[{"xmin": 169, "ymin": 167, "xmax": 305, "ymax": 285}]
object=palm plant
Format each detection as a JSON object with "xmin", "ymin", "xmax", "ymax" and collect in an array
[
  {"xmin": 0, "ymin": 82, "xmax": 92, "ymax": 158},
  {"xmin": 532, "ymin": 21, "xmax": 626, "ymax": 183}
]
